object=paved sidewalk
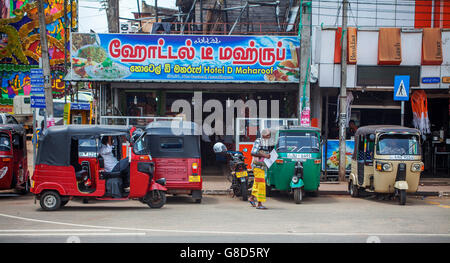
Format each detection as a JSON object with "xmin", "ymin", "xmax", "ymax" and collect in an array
[{"xmin": 202, "ymin": 176, "xmax": 450, "ymax": 196}]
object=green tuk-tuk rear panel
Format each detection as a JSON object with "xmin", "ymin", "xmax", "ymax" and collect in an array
[{"xmin": 266, "ymin": 128, "xmax": 321, "ymax": 192}]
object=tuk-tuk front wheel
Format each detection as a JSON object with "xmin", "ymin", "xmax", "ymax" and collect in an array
[
  {"xmin": 40, "ymin": 191, "xmax": 61, "ymax": 211},
  {"xmin": 398, "ymin": 189, "xmax": 406, "ymax": 205},
  {"xmin": 349, "ymin": 181, "xmax": 360, "ymax": 197},
  {"xmin": 147, "ymin": 190, "xmax": 166, "ymax": 209},
  {"xmin": 293, "ymin": 188, "xmax": 303, "ymax": 204}
]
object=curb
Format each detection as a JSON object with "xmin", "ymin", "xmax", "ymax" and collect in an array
[
  {"xmin": 203, "ymin": 189, "xmax": 449, "ymax": 197},
  {"xmin": 203, "ymin": 190, "xmax": 232, "ymax": 195}
]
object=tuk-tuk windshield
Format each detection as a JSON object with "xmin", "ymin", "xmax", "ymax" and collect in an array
[
  {"xmin": 276, "ymin": 131, "xmax": 320, "ymax": 153},
  {"xmin": 133, "ymin": 134, "xmax": 150, "ymax": 155},
  {"xmin": 0, "ymin": 133, "xmax": 11, "ymax": 151},
  {"xmin": 377, "ymin": 134, "xmax": 421, "ymax": 155}
]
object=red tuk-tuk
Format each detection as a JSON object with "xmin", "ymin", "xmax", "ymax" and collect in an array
[
  {"xmin": 145, "ymin": 121, "xmax": 202, "ymax": 203},
  {"xmin": 31, "ymin": 125, "xmax": 167, "ymax": 211},
  {"xmin": 0, "ymin": 124, "xmax": 29, "ymax": 194}
]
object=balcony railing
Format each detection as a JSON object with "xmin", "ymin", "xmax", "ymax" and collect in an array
[{"xmin": 148, "ymin": 21, "xmax": 298, "ymax": 35}]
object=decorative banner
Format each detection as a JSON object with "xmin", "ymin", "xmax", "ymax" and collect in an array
[
  {"xmin": 70, "ymin": 33, "xmax": 300, "ymax": 83},
  {"xmin": 0, "ymin": 0, "xmax": 77, "ymax": 65},
  {"xmin": 1, "ymin": 70, "xmax": 65, "ymax": 98}
]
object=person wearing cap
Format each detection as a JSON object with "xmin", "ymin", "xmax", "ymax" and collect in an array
[{"xmin": 248, "ymin": 128, "xmax": 272, "ymax": 210}]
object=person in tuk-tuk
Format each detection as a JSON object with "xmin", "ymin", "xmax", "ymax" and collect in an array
[
  {"xmin": 99, "ymin": 136, "xmax": 130, "ymax": 197},
  {"xmin": 378, "ymin": 139, "xmax": 406, "ymax": 155},
  {"xmin": 248, "ymin": 129, "xmax": 272, "ymax": 210}
]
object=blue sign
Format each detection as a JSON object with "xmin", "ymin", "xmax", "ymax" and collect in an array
[
  {"xmin": 421, "ymin": 77, "xmax": 440, "ymax": 84},
  {"xmin": 394, "ymin": 75, "xmax": 410, "ymax": 101},
  {"xmin": 30, "ymin": 96, "xmax": 46, "ymax": 109},
  {"xmin": 30, "ymin": 68, "xmax": 43, "ymax": 74},
  {"xmin": 30, "ymin": 78, "xmax": 44, "ymax": 86},
  {"xmin": 70, "ymin": 103, "xmax": 91, "ymax": 111},
  {"xmin": 70, "ymin": 33, "xmax": 300, "ymax": 83},
  {"xmin": 31, "ymin": 86, "xmax": 44, "ymax": 95}
]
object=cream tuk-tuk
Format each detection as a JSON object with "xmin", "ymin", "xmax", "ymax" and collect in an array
[{"xmin": 348, "ymin": 125, "xmax": 423, "ymax": 205}]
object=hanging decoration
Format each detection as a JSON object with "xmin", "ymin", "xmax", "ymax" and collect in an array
[{"xmin": 411, "ymin": 90, "xmax": 431, "ymax": 134}]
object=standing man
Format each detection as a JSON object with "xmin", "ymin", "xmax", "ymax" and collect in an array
[{"xmin": 248, "ymin": 129, "xmax": 272, "ymax": 210}]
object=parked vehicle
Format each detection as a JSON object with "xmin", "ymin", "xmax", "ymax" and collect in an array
[
  {"xmin": 349, "ymin": 125, "xmax": 423, "ymax": 205},
  {"xmin": 31, "ymin": 125, "xmax": 167, "ymax": 210},
  {"xmin": 0, "ymin": 124, "xmax": 29, "ymax": 193},
  {"xmin": 0, "ymin": 113, "xmax": 20, "ymax": 125},
  {"xmin": 144, "ymin": 121, "xmax": 202, "ymax": 203},
  {"xmin": 213, "ymin": 142, "xmax": 253, "ymax": 201},
  {"xmin": 266, "ymin": 126, "xmax": 321, "ymax": 204}
]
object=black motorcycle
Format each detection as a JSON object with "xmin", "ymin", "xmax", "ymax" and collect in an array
[{"xmin": 213, "ymin": 143, "xmax": 253, "ymax": 201}]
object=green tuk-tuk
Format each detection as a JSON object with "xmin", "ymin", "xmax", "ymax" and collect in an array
[{"xmin": 266, "ymin": 126, "xmax": 321, "ymax": 203}]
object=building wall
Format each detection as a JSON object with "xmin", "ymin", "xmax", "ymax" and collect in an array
[{"xmin": 316, "ymin": 28, "xmax": 449, "ymax": 90}]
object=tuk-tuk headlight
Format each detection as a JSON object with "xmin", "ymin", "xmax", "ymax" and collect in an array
[
  {"xmin": 292, "ymin": 176, "xmax": 299, "ymax": 184},
  {"xmin": 382, "ymin": 163, "xmax": 392, "ymax": 172},
  {"xmin": 377, "ymin": 162, "xmax": 392, "ymax": 172},
  {"xmin": 411, "ymin": 163, "xmax": 423, "ymax": 172}
]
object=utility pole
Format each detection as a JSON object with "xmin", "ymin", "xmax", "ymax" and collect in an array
[
  {"xmin": 106, "ymin": 0, "xmax": 120, "ymax": 33},
  {"xmin": 299, "ymin": 0, "xmax": 311, "ymax": 122},
  {"xmin": 338, "ymin": 0, "xmax": 348, "ymax": 181},
  {"xmin": 37, "ymin": 0, "xmax": 54, "ymax": 120}
]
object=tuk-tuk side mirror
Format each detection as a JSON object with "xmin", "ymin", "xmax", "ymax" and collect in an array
[
  {"xmin": 13, "ymin": 135, "xmax": 20, "ymax": 147},
  {"xmin": 421, "ymin": 135, "xmax": 426, "ymax": 143},
  {"xmin": 369, "ymin": 134, "xmax": 375, "ymax": 141}
]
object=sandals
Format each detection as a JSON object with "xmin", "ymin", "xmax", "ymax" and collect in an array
[
  {"xmin": 256, "ymin": 205, "xmax": 267, "ymax": 210},
  {"xmin": 249, "ymin": 199, "xmax": 256, "ymax": 207}
]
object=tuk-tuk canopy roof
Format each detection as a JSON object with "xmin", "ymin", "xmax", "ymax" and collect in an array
[
  {"xmin": 145, "ymin": 121, "xmax": 201, "ymax": 158},
  {"xmin": 145, "ymin": 121, "xmax": 202, "ymax": 136},
  {"xmin": 355, "ymin": 125, "xmax": 420, "ymax": 137},
  {"xmin": 0, "ymin": 124, "xmax": 26, "ymax": 135},
  {"xmin": 276, "ymin": 126, "xmax": 321, "ymax": 133},
  {"xmin": 36, "ymin": 125, "xmax": 131, "ymax": 167}
]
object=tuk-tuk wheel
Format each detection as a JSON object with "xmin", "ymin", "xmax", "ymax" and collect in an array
[
  {"xmin": 398, "ymin": 190, "xmax": 406, "ymax": 205},
  {"xmin": 40, "ymin": 191, "xmax": 61, "ymax": 211},
  {"xmin": 147, "ymin": 190, "xmax": 166, "ymax": 209},
  {"xmin": 349, "ymin": 181, "xmax": 360, "ymax": 198},
  {"xmin": 294, "ymin": 188, "xmax": 303, "ymax": 204}
]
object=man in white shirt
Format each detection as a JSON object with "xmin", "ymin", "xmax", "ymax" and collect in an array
[
  {"xmin": 99, "ymin": 136, "xmax": 119, "ymax": 172},
  {"xmin": 99, "ymin": 136, "xmax": 130, "ymax": 197}
]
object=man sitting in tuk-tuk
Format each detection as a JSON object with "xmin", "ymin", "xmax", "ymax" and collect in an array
[
  {"xmin": 99, "ymin": 136, "xmax": 130, "ymax": 197},
  {"xmin": 378, "ymin": 139, "xmax": 407, "ymax": 155}
]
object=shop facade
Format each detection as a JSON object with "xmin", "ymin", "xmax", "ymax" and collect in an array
[
  {"xmin": 314, "ymin": 27, "xmax": 450, "ymax": 178},
  {"xmin": 69, "ymin": 33, "xmax": 301, "ymax": 168}
]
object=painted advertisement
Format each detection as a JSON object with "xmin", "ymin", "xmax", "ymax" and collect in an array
[
  {"xmin": 70, "ymin": 33, "xmax": 300, "ymax": 83},
  {"xmin": 322, "ymin": 140, "xmax": 354, "ymax": 172},
  {"xmin": 1, "ymin": 71, "xmax": 65, "ymax": 98}
]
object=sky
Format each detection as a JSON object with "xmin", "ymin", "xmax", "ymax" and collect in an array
[{"xmin": 78, "ymin": 0, "xmax": 177, "ymax": 33}]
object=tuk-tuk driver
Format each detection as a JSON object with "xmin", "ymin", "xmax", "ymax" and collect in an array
[
  {"xmin": 100, "ymin": 136, "xmax": 131, "ymax": 189},
  {"xmin": 248, "ymin": 128, "xmax": 272, "ymax": 210},
  {"xmin": 379, "ymin": 139, "xmax": 406, "ymax": 155}
]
